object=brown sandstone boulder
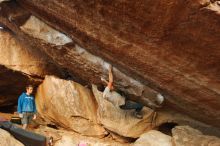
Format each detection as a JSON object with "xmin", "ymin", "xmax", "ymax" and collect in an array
[
  {"xmin": 134, "ymin": 130, "xmax": 172, "ymax": 146},
  {"xmin": 1, "ymin": 0, "xmax": 220, "ymax": 131},
  {"xmin": 54, "ymin": 135, "xmax": 78, "ymax": 146},
  {"xmin": 55, "ymin": 135, "xmax": 127, "ymax": 146},
  {"xmin": 172, "ymin": 126, "xmax": 220, "ymax": 146},
  {"xmin": 13, "ymin": 0, "xmax": 220, "ymax": 128},
  {"xmin": 34, "ymin": 125, "xmax": 128, "ymax": 146},
  {"xmin": 20, "ymin": 16, "xmax": 72, "ymax": 46},
  {"xmin": 36, "ymin": 76, "xmax": 106, "ymax": 137},
  {"xmin": 19, "ymin": 15, "xmax": 160, "ymax": 108},
  {"xmin": 0, "ymin": 29, "xmax": 62, "ymax": 106},
  {"xmin": 0, "ymin": 128, "xmax": 24, "ymax": 146},
  {"xmin": 0, "ymin": 30, "xmax": 61, "ymax": 77}
]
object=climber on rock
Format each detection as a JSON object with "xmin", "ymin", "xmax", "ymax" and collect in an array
[
  {"xmin": 17, "ymin": 84, "xmax": 37, "ymax": 130},
  {"xmin": 102, "ymin": 65, "xmax": 143, "ymax": 119}
]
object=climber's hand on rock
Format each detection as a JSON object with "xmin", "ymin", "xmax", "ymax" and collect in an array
[{"xmin": 33, "ymin": 114, "xmax": 37, "ymax": 120}]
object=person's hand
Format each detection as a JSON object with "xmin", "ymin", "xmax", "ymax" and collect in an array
[
  {"xmin": 109, "ymin": 64, "xmax": 113, "ymax": 71},
  {"xmin": 19, "ymin": 113, "xmax": 23, "ymax": 118},
  {"xmin": 101, "ymin": 77, "xmax": 109, "ymax": 85},
  {"xmin": 33, "ymin": 114, "xmax": 37, "ymax": 120}
]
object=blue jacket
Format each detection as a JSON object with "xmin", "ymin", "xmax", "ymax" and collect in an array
[{"xmin": 17, "ymin": 92, "xmax": 36, "ymax": 113}]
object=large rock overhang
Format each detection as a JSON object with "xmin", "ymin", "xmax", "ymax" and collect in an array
[{"xmin": 0, "ymin": 0, "xmax": 220, "ymax": 128}]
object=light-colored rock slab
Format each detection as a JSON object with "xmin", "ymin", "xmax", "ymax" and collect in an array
[
  {"xmin": 0, "ymin": 128, "xmax": 24, "ymax": 146},
  {"xmin": 34, "ymin": 125, "xmax": 129, "ymax": 146},
  {"xmin": 172, "ymin": 126, "xmax": 220, "ymax": 146},
  {"xmin": 134, "ymin": 130, "xmax": 172, "ymax": 146},
  {"xmin": 0, "ymin": 30, "xmax": 61, "ymax": 77},
  {"xmin": 21, "ymin": 16, "xmax": 72, "ymax": 46},
  {"xmin": 36, "ymin": 76, "xmax": 106, "ymax": 137}
]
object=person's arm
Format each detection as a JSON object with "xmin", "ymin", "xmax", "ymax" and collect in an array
[
  {"xmin": 17, "ymin": 94, "xmax": 23, "ymax": 114},
  {"xmin": 107, "ymin": 65, "xmax": 113, "ymax": 89},
  {"xmin": 17, "ymin": 94, "xmax": 24, "ymax": 118},
  {"xmin": 33, "ymin": 97, "xmax": 37, "ymax": 120},
  {"xmin": 33, "ymin": 97, "xmax": 37, "ymax": 113},
  {"xmin": 103, "ymin": 65, "xmax": 113, "ymax": 99}
]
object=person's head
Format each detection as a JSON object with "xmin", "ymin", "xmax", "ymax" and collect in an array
[{"xmin": 26, "ymin": 84, "xmax": 34, "ymax": 95}]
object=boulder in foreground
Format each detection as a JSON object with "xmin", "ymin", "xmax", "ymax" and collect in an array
[
  {"xmin": 172, "ymin": 126, "xmax": 220, "ymax": 146},
  {"xmin": 134, "ymin": 130, "xmax": 172, "ymax": 146},
  {"xmin": 36, "ymin": 76, "xmax": 106, "ymax": 137},
  {"xmin": 0, "ymin": 128, "xmax": 24, "ymax": 146}
]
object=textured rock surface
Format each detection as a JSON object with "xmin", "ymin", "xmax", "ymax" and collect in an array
[
  {"xmin": 0, "ymin": 0, "xmax": 220, "ymax": 129},
  {"xmin": 34, "ymin": 125, "xmax": 129, "ymax": 146},
  {"xmin": 20, "ymin": 16, "xmax": 72, "ymax": 46},
  {"xmin": 36, "ymin": 76, "xmax": 220, "ymax": 139},
  {"xmin": 154, "ymin": 109, "xmax": 220, "ymax": 137},
  {"xmin": 0, "ymin": 0, "xmax": 220, "ymax": 144},
  {"xmin": 10, "ymin": 0, "xmax": 220, "ymax": 128},
  {"xmin": 18, "ymin": 14, "xmax": 161, "ymax": 108},
  {"xmin": 36, "ymin": 76, "xmax": 106, "ymax": 137},
  {"xmin": 134, "ymin": 130, "xmax": 172, "ymax": 146},
  {"xmin": 1, "ymin": 0, "xmax": 215, "ymax": 126},
  {"xmin": 172, "ymin": 126, "xmax": 220, "ymax": 146},
  {"xmin": 19, "ymin": 15, "xmax": 145, "ymax": 97},
  {"xmin": 54, "ymin": 135, "xmax": 128, "ymax": 146},
  {"xmin": 0, "ymin": 30, "xmax": 61, "ymax": 77},
  {"xmin": 0, "ymin": 128, "xmax": 24, "ymax": 146},
  {"xmin": 92, "ymin": 85, "xmax": 154, "ymax": 138},
  {"xmin": 0, "ymin": 29, "xmax": 62, "ymax": 106}
]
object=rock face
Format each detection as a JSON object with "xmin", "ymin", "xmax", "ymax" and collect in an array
[
  {"xmin": 54, "ymin": 136, "xmax": 78, "ymax": 146},
  {"xmin": 0, "ymin": 0, "xmax": 220, "ymax": 144},
  {"xmin": 10, "ymin": 0, "xmax": 220, "ymax": 128},
  {"xmin": 0, "ymin": 0, "xmax": 220, "ymax": 130},
  {"xmin": 133, "ymin": 126, "xmax": 220, "ymax": 146},
  {"xmin": 156, "ymin": 111, "xmax": 220, "ymax": 137},
  {"xmin": 0, "ymin": 29, "xmax": 62, "ymax": 106},
  {"xmin": 0, "ymin": 30, "xmax": 61, "ymax": 77},
  {"xmin": 0, "ymin": 128, "xmax": 24, "ymax": 146},
  {"xmin": 18, "ymin": 15, "xmax": 145, "ymax": 97},
  {"xmin": 172, "ymin": 126, "xmax": 220, "ymax": 146},
  {"xmin": 36, "ymin": 76, "xmax": 106, "ymax": 137},
  {"xmin": 55, "ymin": 135, "xmax": 127, "ymax": 146},
  {"xmin": 18, "ymin": 14, "xmax": 161, "ymax": 108},
  {"xmin": 134, "ymin": 130, "xmax": 172, "ymax": 146},
  {"xmin": 34, "ymin": 125, "xmax": 128, "ymax": 146},
  {"xmin": 35, "ymin": 76, "xmax": 220, "ymax": 139},
  {"xmin": 20, "ymin": 16, "xmax": 72, "ymax": 46},
  {"xmin": 92, "ymin": 85, "xmax": 154, "ymax": 138}
]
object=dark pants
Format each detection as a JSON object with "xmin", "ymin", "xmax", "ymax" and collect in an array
[{"xmin": 120, "ymin": 100, "xmax": 143, "ymax": 112}]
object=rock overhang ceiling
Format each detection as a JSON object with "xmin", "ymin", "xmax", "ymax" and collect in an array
[{"xmin": 0, "ymin": 0, "xmax": 220, "ymax": 129}]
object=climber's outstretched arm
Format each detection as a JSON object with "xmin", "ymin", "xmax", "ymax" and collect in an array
[{"xmin": 107, "ymin": 65, "xmax": 113, "ymax": 89}]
